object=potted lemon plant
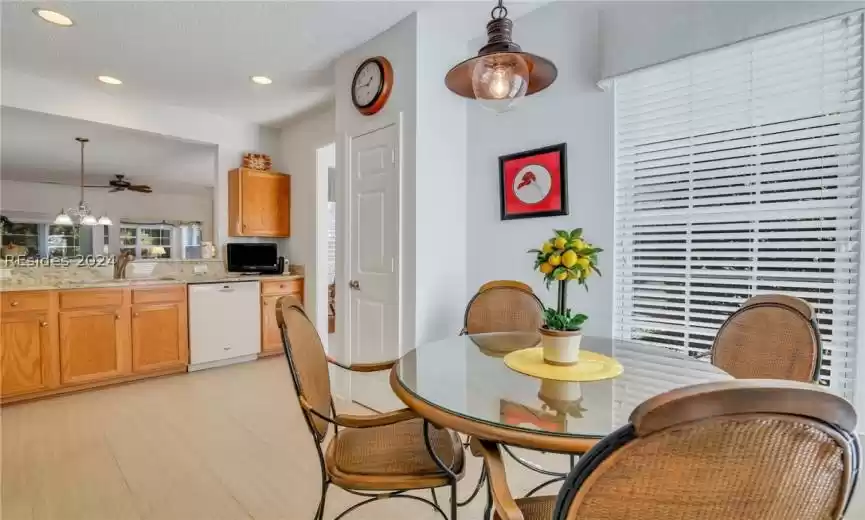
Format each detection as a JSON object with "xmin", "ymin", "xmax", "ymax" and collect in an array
[{"xmin": 529, "ymin": 228, "xmax": 602, "ymax": 365}]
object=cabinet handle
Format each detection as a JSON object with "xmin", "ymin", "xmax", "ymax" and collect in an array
[
  {"xmin": 115, "ymin": 313, "xmax": 121, "ymax": 320},
  {"xmin": 40, "ymin": 321, "xmax": 48, "ymax": 327},
  {"xmin": 133, "ymin": 312, "xmax": 140, "ymax": 317},
  {"xmin": 10, "ymin": 301, "xmax": 18, "ymax": 307}
]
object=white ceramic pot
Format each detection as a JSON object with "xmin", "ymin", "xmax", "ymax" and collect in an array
[
  {"xmin": 540, "ymin": 328, "xmax": 582, "ymax": 365},
  {"xmin": 539, "ymin": 380, "xmax": 582, "ymax": 402}
]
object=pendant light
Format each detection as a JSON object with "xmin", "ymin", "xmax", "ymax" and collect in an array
[
  {"xmin": 445, "ymin": 0, "xmax": 557, "ymax": 112},
  {"xmin": 54, "ymin": 137, "xmax": 112, "ymax": 226}
]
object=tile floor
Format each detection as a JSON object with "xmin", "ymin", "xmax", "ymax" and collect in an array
[{"xmin": 1, "ymin": 357, "xmax": 862, "ymax": 519}]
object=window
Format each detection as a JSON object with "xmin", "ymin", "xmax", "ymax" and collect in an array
[
  {"xmin": 613, "ymin": 14, "xmax": 863, "ymax": 401},
  {"xmin": 120, "ymin": 224, "xmax": 173, "ymax": 259},
  {"xmin": 0, "ymin": 221, "xmax": 90, "ymax": 259}
]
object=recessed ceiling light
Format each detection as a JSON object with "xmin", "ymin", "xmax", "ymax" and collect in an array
[
  {"xmin": 33, "ymin": 8, "xmax": 74, "ymax": 27},
  {"xmin": 97, "ymin": 76, "xmax": 123, "ymax": 85},
  {"xmin": 250, "ymin": 76, "xmax": 273, "ymax": 85}
]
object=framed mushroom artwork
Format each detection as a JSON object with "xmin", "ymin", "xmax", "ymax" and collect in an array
[{"xmin": 499, "ymin": 143, "xmax": 568, "ymax": 220}]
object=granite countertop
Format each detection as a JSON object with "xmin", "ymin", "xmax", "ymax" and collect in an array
[{"xmin": 0, "ymin": 273, "xmax": 303, "ymax": 292}]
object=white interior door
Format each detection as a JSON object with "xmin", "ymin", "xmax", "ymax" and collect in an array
[{"xmin": 348, "ymin": 123, "xmax": 402, "ymax": 411}]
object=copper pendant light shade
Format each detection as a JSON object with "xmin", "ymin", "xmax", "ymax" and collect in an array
[{"xmin": 445, "ymin": 1, "xmax": 557, "ymax": 108}]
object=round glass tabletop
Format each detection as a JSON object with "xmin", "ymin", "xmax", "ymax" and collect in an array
[{"xmin": 393, "ymin": 332, "xmax": 732, "ymax": 440}]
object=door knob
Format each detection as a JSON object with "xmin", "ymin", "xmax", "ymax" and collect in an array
[
  {"xmin": 39, "ymin": 321, "xmax": 48, "ymax": 327},
  {"xmin": 10, "ymin": 301, "xmax": 18, "ymax": 307},
  {"xmin": 349, "ymin": 280, "xmax": 360, "ymax": 290}
]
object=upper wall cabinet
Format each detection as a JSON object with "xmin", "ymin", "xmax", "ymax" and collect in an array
[{"xmin": 228, "ymin": 168, "xmax": 291, "ymax": 237}]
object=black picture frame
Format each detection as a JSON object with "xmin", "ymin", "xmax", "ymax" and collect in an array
[{"xmin": 498, "ymin": 142, "xmax": 568, "ymax": 221}]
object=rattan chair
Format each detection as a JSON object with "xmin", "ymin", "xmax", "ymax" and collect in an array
[
  {"xmin": 710, "ymin": 294, "xmax": 821, "ymax": 382},
  {"xmin": 276, "ymin": 296, "xmax": 465, "ymax": 520},
  {"xmin": 461, "ymin": 280, "xmax": 544, "ymax": 335},
  {"xmin": 477, "ymin": 379, "xmax": 860, "ymax": 520}
]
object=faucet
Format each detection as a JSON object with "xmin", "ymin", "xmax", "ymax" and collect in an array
[{"xmin": 113, "ymin": 251, "xmax": 134, "ymax": 280}]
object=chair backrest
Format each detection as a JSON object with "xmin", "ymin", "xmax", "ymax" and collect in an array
[
  {"xmin": 711, "ymin": 294, "xmax": 821, "ymax": 382},
  {"xmin": 463, "ymin": 280, "xmax": 544, "ymax": 335},
  {"xmin": 553, "ymin": 380, "xmax": 860, "ymax": 520},
  {"xmin": 276, "ymin": 295, "xmax": 332, "ymax": 442}
]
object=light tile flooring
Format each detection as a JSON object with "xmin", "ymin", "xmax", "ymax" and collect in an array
[{"xmin": 1, "ymin": 357, "xmax": 863, "ymax": 520}]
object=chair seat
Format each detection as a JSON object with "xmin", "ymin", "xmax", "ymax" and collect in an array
[
  {"xmin": 325, "ymin": 418, "xmax": 465, "ymax": 491},
  {"xmin": 493, "ymin": 496, "xmax": 556, "ymax": 520}
]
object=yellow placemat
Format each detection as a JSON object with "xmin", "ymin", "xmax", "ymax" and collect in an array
[{"xmin": 504, "ymin": 347, "xmax": 624, "ymax": 382}]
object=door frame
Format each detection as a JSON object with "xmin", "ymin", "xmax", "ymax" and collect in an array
[{"xmin": 337, "ymin": 114, "xmax": 403, "ymax": 401}]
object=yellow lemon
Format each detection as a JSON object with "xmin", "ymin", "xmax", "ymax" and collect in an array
[
  {"xmin": 554, "ymin": 237, "xmax": 568, "ymax": 249},
  {"xmin": 548, "ymin": 254, "xmax": 562, "ymax": 266},
  {"xmin": 570, "ymin": 239, "xmax": 585, "ymax": 251},
  {"xmin": 539, "ymin": 262, "xmax": 554, "ymax": 274},
  {"xmin": 561, "ymin": 250, "xmax": 578, "ymax": 268},
  {"xmin": 576, "ymin": 258, "xmax": 590, "ymax": 270},
  {"xmin": 555, "ymin": 270, "xmax": 569, "ymax": 281},
  {"xmin": 541, "ymin": 241, "xmax": 554, "ymax": 254}
]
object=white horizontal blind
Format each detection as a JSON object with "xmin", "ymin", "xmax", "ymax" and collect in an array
[{"xmin": 613, "ymin": 13, "xmax": 863, "ymax": 401}]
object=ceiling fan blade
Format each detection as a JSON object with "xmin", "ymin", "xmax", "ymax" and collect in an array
[
  {"xmin": 83, "ymin": 185, "xmax": 113, "ymax": 188},
  {"xmin": 109, "ymin": 187, "xmax": 123, "ymax": 193},
  {"xmin": 129, "ymin": 185, "xmax": 152, "ymax": 193}
]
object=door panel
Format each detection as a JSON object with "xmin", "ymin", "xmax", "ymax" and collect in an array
[
  {"xmin": 261, "ymin": 295, "xmax": 284, "ymax": 354},
  {"xmin": 132, "ymin": 302, "xmax": 187, "ymax": 372},
  {"xmin": 240, "ymin": 170, "xmax": 290, "ymax": 236},
  {"xmin": 0, "ymin": 312, "xmax": 56, "ymax": 396},
  {"xmin": 349, "ymin": 123, "xmax": 401, "ymax": 410},
  {"xmin": 59, "ymin": 308, "xmax": 128, "ymax": 385}
]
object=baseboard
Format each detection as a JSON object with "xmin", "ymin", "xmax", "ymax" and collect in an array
[{"xmin": 188, "ymin": 354, "xmax": 258, "ymax": 372}]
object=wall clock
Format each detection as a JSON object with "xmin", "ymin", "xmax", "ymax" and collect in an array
[{"xmin": 351, "ymin": 56, "xmax": 393, "ymax": 116}]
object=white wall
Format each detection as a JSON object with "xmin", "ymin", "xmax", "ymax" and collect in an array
[
  {"xmin": 0, "ymin": 180, "xmax": 214, "ymax": 240},
  {"xmin": 600, "ymin": 1, "xmax": 865, "ymax": 78},
  {"xmin": 1, "ymin": 70, "xmax": 276, "ymax": 250},
  {"xmin": 466, "ymin": 2, "xmax": 614, "ymax": 337},
  {"xmin": 279, "ymin": 102, "xmax": 336, "ymax": 336},
  {"xmin": 415, "ymin": 8, "xmax": 468, "ymax": 345}
]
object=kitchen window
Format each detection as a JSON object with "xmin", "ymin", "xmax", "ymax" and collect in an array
[
  {"xmin": 0, "ymin": 221, "xmax": 89, "ymax": 259},
  {"xmin": 613, "ymin": 14, "xmax": 863, "ymax": 401},
  {"xmin": 120, "ymin": 224, "xmax": 174, "ymax": 259}
]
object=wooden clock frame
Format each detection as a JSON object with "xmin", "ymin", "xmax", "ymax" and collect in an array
[{"xmin": 352, "ymin": 56, "xmax": 393, "ymax": 116}]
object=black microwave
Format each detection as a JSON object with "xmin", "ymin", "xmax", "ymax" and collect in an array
[{"xmin": 226, "ymin": 243, "xmax": 281, "ymax": 274}]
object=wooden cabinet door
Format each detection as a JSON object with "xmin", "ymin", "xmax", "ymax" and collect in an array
[
  {"xmin": 0, "ymin": 311, "xmax": 59, "ymax": 396},
  {"xmin": 240, "ymin": 170, "xmax": 290, "ymax": 237},
  {"xmin": 131, "ymin": 302, "xmax": 188, "ymax": 373},
  {"xmin": 59, "ymin": 308, "xmax": 130, "ymax": 385},
  {"xmin": 260, "ymin": 295, "xmax": 283, "ymax": 354}
]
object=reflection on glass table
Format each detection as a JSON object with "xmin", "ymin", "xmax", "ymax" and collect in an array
[{"xmin": 394, "ymin": 332, "xmax": 732, "ymax": 441}]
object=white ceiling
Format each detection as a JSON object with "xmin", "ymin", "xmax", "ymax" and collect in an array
[
  {"xmin": 1, "ymin": 107, "xmax": 217, "ymax": 191},
  {"xmin": 1, "ymin": 2, "xmax": 543, "ymax": 126}
]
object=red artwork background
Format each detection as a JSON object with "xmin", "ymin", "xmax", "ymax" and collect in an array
[{"xmin": 499, "ymin": 143, "xmax": 568, "ymax": 220}]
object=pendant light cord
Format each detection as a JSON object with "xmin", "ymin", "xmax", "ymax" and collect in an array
[
  {"xmin": 79, "ymin": 139, "xmax": 85, "ymax": 205},
  {"xmin": 491, "ymin": 0, "xmax": 507, "ymax": 20}
]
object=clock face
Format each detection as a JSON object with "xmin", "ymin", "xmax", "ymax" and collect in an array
[
  {"xmin": 353, "ymin": 60, "xmax": 382, "ymax": 108},
  {"xmin": 352, "ymin": 57, "xmax": 392, "ymax": 115}
]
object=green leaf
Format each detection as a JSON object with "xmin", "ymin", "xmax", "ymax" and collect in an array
[
  {"xmin": 527, "ymin": 248, "xmax": 541, "ymax": 254},
  {"xmin": 592, "ymin": 265, "xmax": 603, "ymax": 277},
  {"xmin": 554, "ymin": 229, "xmax": 569, "ymax": 238},
  {"xmin": 569, "ymin": 228, "xmax": 583, "ymax": 239}
]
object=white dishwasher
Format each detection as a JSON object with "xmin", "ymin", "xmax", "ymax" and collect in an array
[{"xmin": 188, "ymin": 281, "xmax": 261, "ymax": 371}]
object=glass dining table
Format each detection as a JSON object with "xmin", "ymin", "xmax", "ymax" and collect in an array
[{"xmin": 390, "ymin": 331, "xmax": 733, "ymax": 454}]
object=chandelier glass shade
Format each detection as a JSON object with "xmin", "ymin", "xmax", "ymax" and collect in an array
[{"xmin": 54, "ymin": 137, "xmax": 112, "ymax": 226}]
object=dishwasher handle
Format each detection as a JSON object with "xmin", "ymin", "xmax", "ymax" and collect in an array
[{"xmin": 219, "ymin": 285, "xmax": 234, "ymax": 292}]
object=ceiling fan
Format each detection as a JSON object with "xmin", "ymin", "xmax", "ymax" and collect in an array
[{"xmin": 85, "ymin": 174, "xmax": 152, "ymax": 193}]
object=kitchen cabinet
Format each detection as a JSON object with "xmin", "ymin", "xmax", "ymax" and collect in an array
[
  {"xmin": 131, "ymin": 287, "xmax": 188, "ymax": 373},
  {"xmin": 260, "ymin": 279, "xmax": 304, "ymax": 356},
  {"xmin": 0, "ymin": 291, "xmax": 59, "ymax": 397},
  {"xmin": 58, "ymin": 289, "xmax": 131, "ymax": 385},
  {"xmin": 228, "ymin": 168, "xmax": 291, "ymax": 237}
]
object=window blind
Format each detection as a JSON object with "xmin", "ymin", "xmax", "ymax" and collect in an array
[{"xmin": 613, "ymin": 13, "xmax": 863, "ymax": 401}]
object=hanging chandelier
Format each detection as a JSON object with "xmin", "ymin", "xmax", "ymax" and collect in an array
[
  {"xmin": 445, "ymin": 0, "xmax": 557, "ymax": 112},
  {"xmin": 54, "ymin": 137, "xmax": 112, "ymax": 226}
]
